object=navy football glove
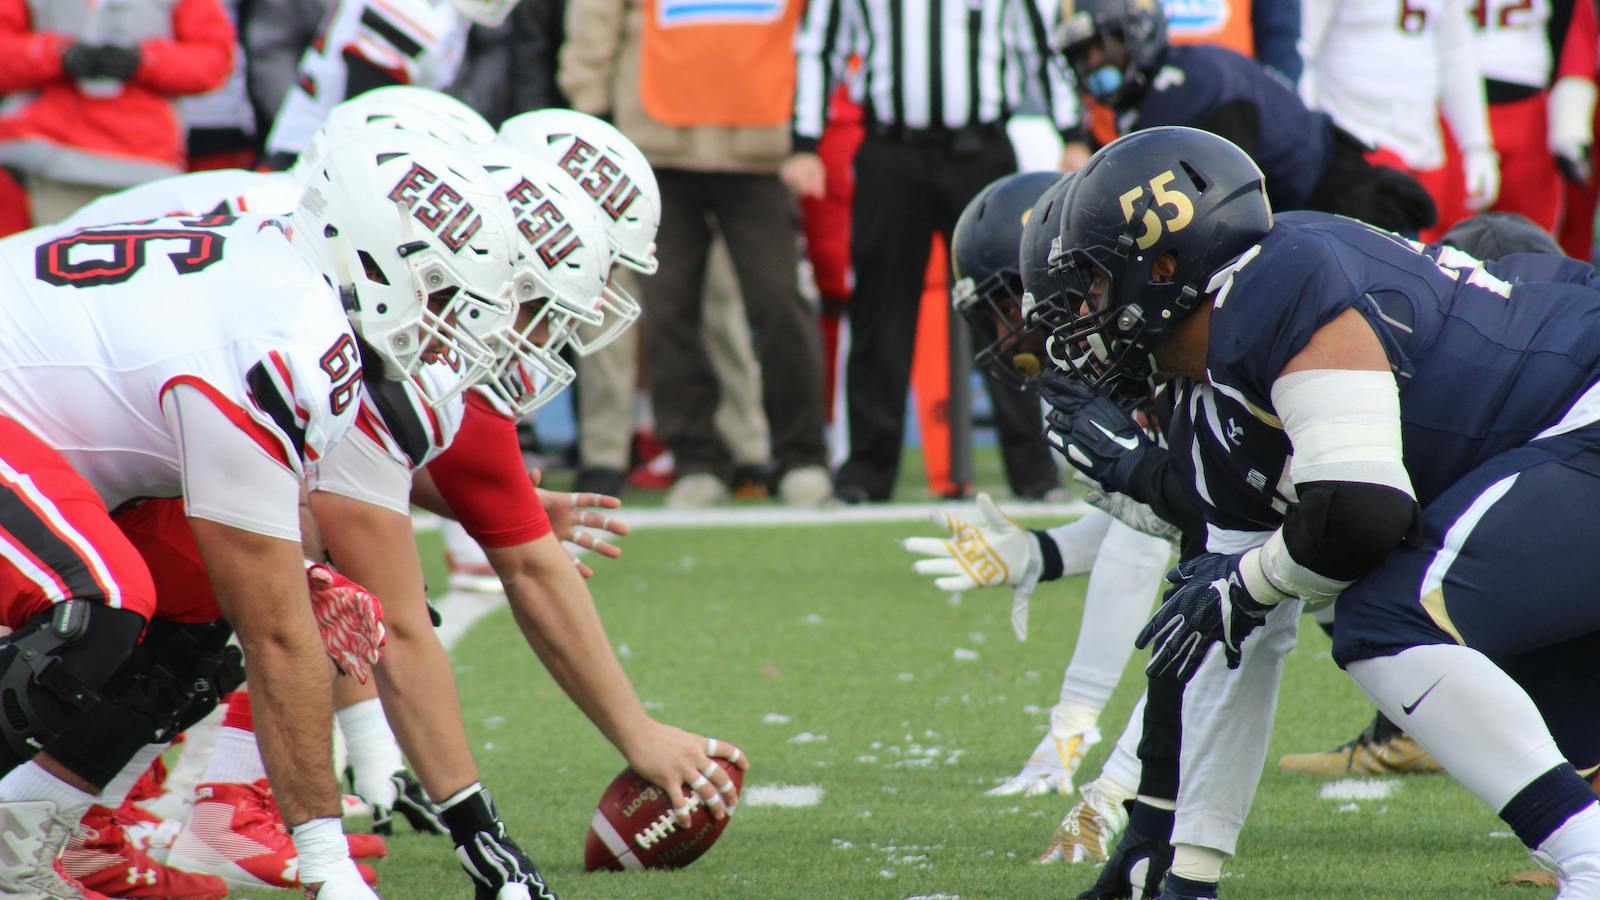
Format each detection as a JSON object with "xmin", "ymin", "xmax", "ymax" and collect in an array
[
  {"xmin": 1036, "ymin": 374, "xmax": 1152, "ymax": 496},
  {"xmin": 1075, "ymin": 809, "xmax": 1174, "ymax": 900},
  {"xmin": 1135, "ymin": 553, "xmax": 1273, "ymax": 683}
]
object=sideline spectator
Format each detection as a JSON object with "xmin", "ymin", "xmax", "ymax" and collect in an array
[{"xmin": 0, "ymin": 0, "xmax": 235, "ymax": 224}]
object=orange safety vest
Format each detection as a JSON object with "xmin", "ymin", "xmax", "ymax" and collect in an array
[
  {"xmin": 1163, "ymin": 0, "xmax": 1253, "ymax": 58},
  {"xmin": 639, "ymin": 0, "xmax": 804, "ymax": 127}
]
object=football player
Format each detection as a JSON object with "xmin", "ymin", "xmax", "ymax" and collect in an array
[
  {"xmin": 904, "ymin": 171, "xmax": 1177, "ymax": 801},
  {"xmin": 0, "ymin": 129, "xmax": 520, "ymax": 898},
  {"xmin": 1040, "ymin": 125, "xmax": 1600, "ymax": 898},
  {"xmin": 1056, "ymin": 0, "xmax": 1436, "ymax": 235}
]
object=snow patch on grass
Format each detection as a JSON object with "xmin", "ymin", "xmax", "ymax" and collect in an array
[
  {"xmin": 742, "ymin": 784, "xmax": 823, "ymax": 808},
  {"xmin": 1319, "ymin": 779, "xmax": 1398, "ymax": 801}
]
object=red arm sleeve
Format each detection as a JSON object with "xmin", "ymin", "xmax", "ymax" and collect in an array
[
  {"xmin": 1557, "ymin": 0, "xmax": 1598, "ymax": 80},
  {"xmin": 0, "ymin": 0, "xmax": 68, "ymax": 93},
  {"xmin": 426, "ymin": 392, "xmax": 552, "ymax": 548},
  {"xmin": 131, "ymin": 0, "xmax": 235, "ymax": 96}
]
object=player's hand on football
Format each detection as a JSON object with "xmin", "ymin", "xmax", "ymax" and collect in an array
[
  {"xmin": 1134, "ymin": 552, "xmax": 1274, "ymax": 682},
  {"xmin": 530, "ymin": 468, "xmax": 629, "ymax": 577},
  {"xmin": 306, "ymin": 563, "xmax": 387, "ymax": 683},
  {"xmin": 1036, "ymin": 374, "xmax": 1153, "ymax": 496},
  {"xmin": 623, "ymin": 722, "xmax": 748, "ymax": 826}
]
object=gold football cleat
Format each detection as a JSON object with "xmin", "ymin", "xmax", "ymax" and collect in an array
[{"xmin": 1279, "ymin": 713, "xmax": 1443, "ymax": 777}]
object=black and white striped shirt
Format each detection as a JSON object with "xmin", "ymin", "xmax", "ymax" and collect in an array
[{"xmin": 791, "ymin": 0, "xmax": 1080, "ymax": 151}]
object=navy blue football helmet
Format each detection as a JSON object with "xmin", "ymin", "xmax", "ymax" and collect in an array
[
  {"xmin": 1055, "ymin": 0, "xmax": 1169, "ymax": 108},
  {"xmin": 1047, "ymin": 126, "xmax": 1272, "ymax": 399},
  {"xmin": 951, "ymin": 171, "xmax": 1066, "ymax": 389}
]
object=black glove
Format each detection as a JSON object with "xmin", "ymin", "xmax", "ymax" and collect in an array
[
  {"xmin": 62, "ymin": 42, "xmax": 100, "ymax": 79},
  {"xmin": 1076, "ymin": 806, "xmax": 1175, "ymax": 899},
  {"xmin": 441, "ymin": 785, "xmax": 558, "ymax": 900},
  {"xmin": 93, "ymin": 44, "xmax": 141, "ymax": 81},
  {"xmin": 1135, "ymin": 553, "xmax": 1275, "ymax": 683},
  {"xmin": 1037, "ymin": 373, "xmax": 1153, "ymax": 495}
]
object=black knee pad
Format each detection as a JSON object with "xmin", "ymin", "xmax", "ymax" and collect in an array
[
  {"xmin": 0, "ymin": 601, "xmax": 146, "ymax": 776},
  {"xmin": 46, "ymin": 618, "xmax": 240, "ymax": 789}
]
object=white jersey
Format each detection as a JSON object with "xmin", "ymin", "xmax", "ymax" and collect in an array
[
  {"xmin": 1300, "ymin": 0, "xmax": 1488, "ymax": 168},
  {"xmin": 265, "ymin": 0, "xmax": 471, "ymax": 157},
  {"xmin": 0, "ymin": 214, "xmax": 361, "ymax": 511},
  {"xmin": 1471, "ymin": 0, "xmax": 1551, "ymax": 88},
  {"xmin": 60, "ymin": 170, "xmax": 303, "ymax": 229}
]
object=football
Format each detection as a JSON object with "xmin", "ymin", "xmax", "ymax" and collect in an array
[{"xmin": 583, "ymin": 762, "xmax": 744, "ymax": 871}]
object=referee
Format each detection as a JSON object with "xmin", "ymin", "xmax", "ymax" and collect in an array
[{"xmin": 783, "ymin": 0, "xmax": 1086, "ymax": 503}]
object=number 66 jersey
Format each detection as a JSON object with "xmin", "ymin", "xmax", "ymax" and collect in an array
[{"xmin": 0, "ymin": 214, "xmax": 363, "ymax": 526}]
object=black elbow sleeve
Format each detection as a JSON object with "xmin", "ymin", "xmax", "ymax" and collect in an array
[{"xmin": 1283, "ymin": 481, "xmax": 1422, "ymax": 582}]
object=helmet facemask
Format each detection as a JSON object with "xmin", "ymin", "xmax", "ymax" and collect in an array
[{"xmin": 955, "ymin": 271, "xmax": 1049, "ymax": 390}]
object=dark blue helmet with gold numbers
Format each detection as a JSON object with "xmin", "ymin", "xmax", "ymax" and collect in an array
[{"xmin": 1047, "ymin": 126, "xmax": 1272, "ymax": 399}]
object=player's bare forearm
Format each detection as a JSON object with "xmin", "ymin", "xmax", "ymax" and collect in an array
[
  {"xmin": 189, "ymin": 517, "xmax": 340, "ymax": 826},
  {"xmin": 309, "ymin": 491, "xmax": 482, "ymax": 802},
  {"xmin": 488, "ymin": 534, "xmax": 652, "ymax": 753}
]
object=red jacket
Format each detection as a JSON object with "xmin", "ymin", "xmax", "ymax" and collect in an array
[{"xmin": 0, "ymin": 0, "xmax": 234, "ymax": 186}]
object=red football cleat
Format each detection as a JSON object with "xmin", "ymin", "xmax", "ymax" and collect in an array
[
  {"xmin": 165, "ymin": 782, "xmax": 378, "ymax": 890},
  {"xmin": 61, "ymin": 804, "xmax": 228, "ymax": 899},
  {"xmin": 53, "ymin": 858, "xmax": 110, "ymax": 900}
]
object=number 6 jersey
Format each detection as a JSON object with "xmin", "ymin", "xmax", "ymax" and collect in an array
[{"xmin": 0, "ymin": 214, "xmax": 363, "ymax": 521}]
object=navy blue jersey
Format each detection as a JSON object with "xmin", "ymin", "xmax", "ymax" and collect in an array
[
  {"xmin": 1190, "ymin": 211, "xmax": 1600, "ymax": 527},
  {"xmin": 1126, "ymin": 45, "xmax": 1331, "ymax": 209}
]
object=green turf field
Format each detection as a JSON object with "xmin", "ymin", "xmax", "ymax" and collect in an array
[{"xmin": 325, "ymin": 514, "xmax": 1549, "ymax": 899}]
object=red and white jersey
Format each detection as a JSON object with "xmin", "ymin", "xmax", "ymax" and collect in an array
[
  {"xmin": 1471, "ymin": 0, "xmax": 1552, "ymax": 88},
  {"xmin": 0, "ymin": 214, "xmax": 362, "ymax": 510},
  {"xmin": 60, "ymin": 170, "xmax": 302, "ymax": 229},
  {"xmin": 264, "ymin": 0, "xmax": 471, "ymax": 157},
  {"xmin": 1300, "ymin": 0, "xmax": 1483, "ymax": 169}
]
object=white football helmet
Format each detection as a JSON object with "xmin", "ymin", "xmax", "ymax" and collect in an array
[
  {"xmin": 451, "ymin": 0, "xmax": 519, "ymax": 27},
  {"xmin": 354, "ymin": 86, "xmax": 497, "ymax": 145},
  {"xmin": 292, "ymin": 131, "xmax": 519, "ymax": 407},
  {"xmin": 497, "ymin": 109, "xmax": 659, "ymax": 353},
  {"xmin": 465, "ymin": 144, "xmax": 611, "ymax": 415},
  {"xmin": 291, "ymin": 101, "xmax": 472, "ymax": 185}
]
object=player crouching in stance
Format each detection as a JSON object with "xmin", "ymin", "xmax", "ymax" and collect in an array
[
  {"xmin": 0, "ymin": 128, "xmax": 521, "ymax": 899},
  {"xmin": 1040, "ymin": 126, "xmax": 1600, "ymax": 897}
]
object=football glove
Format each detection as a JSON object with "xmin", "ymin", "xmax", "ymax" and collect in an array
[
  {"xmin": 1080, "ymin": 479, "xmax": 1181, "ymax": 543},
  {"xmin": 1037, "ymin": 375, "xmax": 1153, "ymax": 496},
  {"xmin": 902, "ymin": 492, "xmax": 1042, "ymax": 640},
  {"xmin": 1074, "ymin": 809, "xmax": 1174, "ymax": 900},
  {"xmin": 1462, "ymin": 144, "xmax": 1501, "ymax": 211},
  {"xmin": 1135, "ymin": 553, "xmax": 1272, "ymax": 683},
  {"xmin": 307, "ymin": 563, "xmax": 386, "ymax": 684}
]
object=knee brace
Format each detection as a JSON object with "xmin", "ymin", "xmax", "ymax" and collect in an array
[
  {"xmin": 0, "ymin": 601, "xmax": 146, "ymax": 774},
  {"xmin": 46, "ymin": 618, "xmax": 241, "ymax": 789}
]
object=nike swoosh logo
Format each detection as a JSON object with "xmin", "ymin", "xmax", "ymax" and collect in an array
[
  {"xmin": 1402, "ymin": 675, "xmax": 1446, "ymax": 715},
  {"xmin": 1089, "ymin": 421, "xmax": 1141, "ymax": 451}
]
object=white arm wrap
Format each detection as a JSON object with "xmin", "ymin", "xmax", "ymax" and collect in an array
[
  {"xmin": 164, "ymin": 384, "xmax": 301, "ymax": 541},
  {"xmin": 1239, "ymin": 369, "xmax": 1415, "ymax": 609}
]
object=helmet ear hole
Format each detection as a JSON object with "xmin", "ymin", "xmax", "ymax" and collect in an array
[
  {"xmin": 1150, "ymin": 252, "xmax": 1179, "ymax": 284},
  {"xmin": 1180, "ymin": 161, "xmax": 1208, "ymax": 193},
  {"xmin": 357, "ymin": 250, "xmax": 390, "ymax": 285}
]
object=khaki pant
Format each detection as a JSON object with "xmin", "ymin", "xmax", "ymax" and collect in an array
[
  {"xmin": 577, "ymin": 237, "xmax": 770, "ymax": 471},
  {"xmin": 24, "ymin": 174, "xmax": 117, "ymax": 227}
]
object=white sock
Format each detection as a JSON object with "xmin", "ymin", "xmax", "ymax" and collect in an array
[
  {"xmin": 1347, "ymin": 644, "xmax": 1567, "ymax": 810},
  {"xmin": 291, "ymin": 816, "xmax": 354, "ymax": 885},
  {"xmin": 96, "ymin": 743, "xmax": 168, "ymax": 807},
  {"xmin": 442, "ymin": 520, "xmax": 488, "ymax": 568},
  {"xmin": 336, "ymin": 698, "xmax": 403, "ymax": 807},
  {"xmin": 1100, "ymin": 692, "xmax": 1146, "ymax": 796},
  {"xmin": 1171, "ymin": 843, "xmax": 1226, "ymax": 882},
  {"xmin": 0, "ymin": 761, "xmax": 97, "ymax": 820},
  {"xmin": 1537, "ymin": 803, "xmax": 1600, "ymax": 882},
  {"xmin": 1040, "ymin": 509, "xmax": 1113, "ymax": 577},
  {"xmin": 1060, "ymin": 519, "xmax": 1171, "ymax": 709}
]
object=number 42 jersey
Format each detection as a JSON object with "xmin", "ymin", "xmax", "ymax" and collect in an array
[{"xmin": 0, "ymin": 214, "xmax": 363, "ymax": 511}]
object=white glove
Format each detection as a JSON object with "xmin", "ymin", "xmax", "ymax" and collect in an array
[
  {"xmin": 1549, "ymin": 75, "xmax": 1598, "ymax": 184},
  {"xmin": 902, "ymin": 492, "xmax": 1042, "ymax": 640},
  {"xmin": 1462, "ymin": 144, "xmax": 1501, "ymax": 211},
  {"xmin": 1079, "ymin": 480, "xmax": 1182, "ymax": 543}
]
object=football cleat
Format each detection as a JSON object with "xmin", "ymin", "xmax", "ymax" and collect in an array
[
  {"xmin": 60, "ymin": 804, "xmax": 228, "ymax": 899},
  {"xmin": 165, "ymin": 781, "xmax": 378, "ymax": 890},
  {"xmin": 374, "ymin": 770, "xmax": 448, "ymax": 836},
  {"xmin": 988, "ymin": 727, "xmax": 1101, "ymax": 797},
  {"xmin": 0, "ymin": 799, "xmax": 93, "ymax": 899},
  {"xmin": 1037, "ymin": 777, "xmax": 1130, "ymax": 864},
  {"xmin": 1074, "ymin": 807, "xmax": 1174, "ymax": 900},
  {"xmin": 1278, "ymin": 712, "xmax": 1443, "ymax": 777},
  {"xmin": 116, "ymin": 802, "xmax": 183, "ymax": 862}
]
